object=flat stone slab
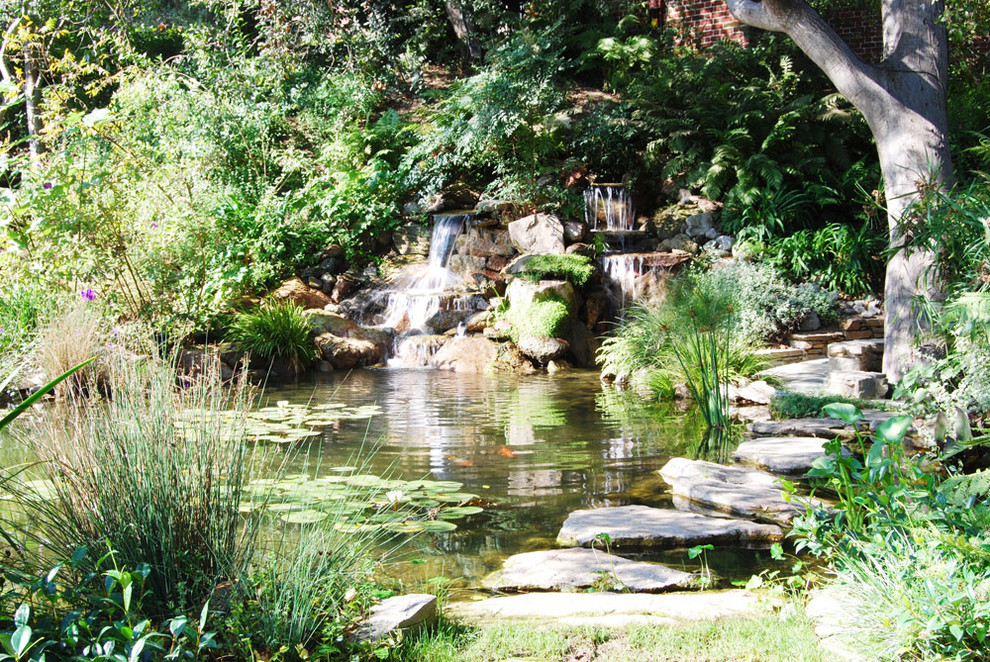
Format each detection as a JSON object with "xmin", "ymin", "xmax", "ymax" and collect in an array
[
  {"xmin": 556, "ymin": 505, "xmax": 783, "ymax": 550},
  {"xmin": 447, "ymin": 590, "xmax": 766, "ymax": 628},
  {"xmin": 659, "ymin": 458, "xmax": 826, "ymax": 525},
  {"xmin": 760, "ymin": 358, "xmax": 828, "ymax": 395},
  {"xmin": 482, "ymin": 547, "xmax": 696, "ymax": 593},
  {"xmin": 355, "ymin": 594, "xmax": 437, "ymax": 642},
  {"xmin": 733, "ymin": 436, "xmax": 849, "ymax": 475},
  {"xmin": 748, "ymin": 417, "xmax": 850, "ymax": 439}
]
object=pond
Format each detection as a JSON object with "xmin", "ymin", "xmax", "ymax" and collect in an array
[{"xmin": 257, "ymin": 368, "xmax": 775, "ymax": 590}]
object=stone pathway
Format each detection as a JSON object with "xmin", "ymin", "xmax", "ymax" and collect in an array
[
  {"xmin": 733, "ymin": 436, "xmax": 849, "ymax": 475},
  {"xmin": 447, "ymin": 590, "xmax": 767, "ymax": 628},
  {"xmin": 761, "ymin": 358, "xmax": 829, "ymax": 395},
  {"xmin": 482, "ymin": 547, "xmax": 696, "ymax": 593},
  {"xmin": 556, "ymin": 505, "xmax": 783, "ymax": 550}
]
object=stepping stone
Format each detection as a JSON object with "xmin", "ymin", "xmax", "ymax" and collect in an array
[
  {"xmin": 748, "ymin": 417, "xmax": 850, "ymax": 439},
  {"xmin": 447, "ymin": 590, "xmax": 766, "ymax": 628},
  {"xmin": 482, "ymin": 547, "xmax": 696, "ymax": 593},
  {"xmin": 556, "ymin": 505, "xmax": 783, "ymax": 550},
  {"xmin": 659, "ymin": 458, "xmax": 830, "ymax": 526},
  {"xmin": 733, "ymin": 436, "xmax": 849, "ymax": 475}
]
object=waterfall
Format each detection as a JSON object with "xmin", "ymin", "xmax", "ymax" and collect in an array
[
  {"xmin": 381, "ymin": 213, "xmax": 470, "ymax": 335},
  {"xmin": 602, "ymin": 254, "xmax": 645, "ymax": 306},
  {"xmin": 584, "ymin": 185, "xmax": 635, "ymax": 232}
]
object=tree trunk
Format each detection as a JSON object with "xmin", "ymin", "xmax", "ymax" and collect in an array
[
  {"xmin": 444, "ymin": 0, "xmax": 483, "ymax": 64},
  {"xmin": 724, "ymin": 0, "xmax": 953, "ymax": 382},
  {"xmin": 23, "ymin": 36, "xmax": 43, "ymax": 162}
]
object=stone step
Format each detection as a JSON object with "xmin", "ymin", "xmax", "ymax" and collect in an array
[
  {"xmin": 446, "ymin": 590, "xmax": 766, "ymax": 628},
  {"xmin": 482, "ymin": 547, "xmax": 696, "ymax": 593},
  {"xmin": 556, "ymin": 505, "xmax": 783, "ymax": 551},
  {"xmin": 658, "ymin": 458, "xmax": 828, "ymax": 526},
  {"xmin": 733, "ymin": 436, "xmax": 850, "ymax": 476},
  {"xmin": 748, "ymin": 417, "xmax": 850, "ymax": 439},
  {"xmin": 827, "ymin": 338, "xmax": 884, "ymax": 372}
]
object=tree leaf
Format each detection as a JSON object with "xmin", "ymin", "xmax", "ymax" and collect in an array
[{"xmin": 875, "ymin": 414, "xmax": 913, "ymax": 445}]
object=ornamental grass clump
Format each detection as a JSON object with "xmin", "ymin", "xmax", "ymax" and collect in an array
[
  {"xmin": 228, "ymin": 300, "xmax": 316, "ymax": 373},
  {"xmin": 9, "ymin": 346, "xmax": 261, "ymax": 611}
]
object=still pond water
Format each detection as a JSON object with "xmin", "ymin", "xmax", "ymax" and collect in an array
[{"xmin": 260, "ymin": 368, "xmax": 774, "ymax": 590}]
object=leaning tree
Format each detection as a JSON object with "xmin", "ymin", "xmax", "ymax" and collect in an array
[{"xmin": 725, "ymin": 0, "xmax": 953, "ymax": 381}]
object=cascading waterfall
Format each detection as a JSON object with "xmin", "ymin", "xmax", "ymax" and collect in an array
[
  {"xmin": 601, "ymin": 254, "xmax": 647, "ymax": 306},
  {"xmin": 382, "ymin": 213, "xmax": 472, "ymax": 366},
  {"xmin": 584, "ymin": 184, "xmax": 635, "ymax": 232}
]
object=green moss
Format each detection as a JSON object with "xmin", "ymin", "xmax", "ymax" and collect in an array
[
  {"xmin": 506, "ymin": 295, "xmax": 571, "ymax": 340},
  {"xmin": 515, "ymin": 254, "xmax": 596, "ymax": 286}
]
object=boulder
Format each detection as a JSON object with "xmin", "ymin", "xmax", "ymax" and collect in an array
[
  {"xmin": 702, "ymin": 235, "xmax": 733, "ymax": 256},
  {"xmin": 563, "ymin": 220, "xmax": 588, "ymax": 243},
  {"xmin": 272, "ymin": 278, "xmax": 333, "ymax": 309},
  {"xmin": 428, "ymin": 336, "xmax": 499, "ymax": 372},
  {"xmin": 508, "ymin": 214, "xmax": 565, "ymax": 255},
  {"xmin": 517, "ymin": 335, "xmax": 569, "ymax": 364},
  {"xmin": 825, "ymin": 371, "xmax": 889, "ymax": 399},
  {"xmin": 684, "ymin": 213, "xmax": 715, "ymax": 239},
  {"xmin": 558, "ymin": 316, "xmax": 599, "ymax": 368},
  {"xmin": 330, "ymin": 274, "xmax": 360, "ymax": 303},
  {"xmin": 392, "ymin": 223, "xmax": 432, "ymax": 256},
  {"xmin": 355, "ymin": 594, "xmax": 437, "ymax": 643},
  {"xmin": 389, "ymin": 334, "xmax": 448, "ymax": 368},
  {"xmin": 506, "ymin": 278, "xmax": 579, "ymax": 312},
  {"xmin": 556, "ymin": 505, "xmax": 783, "ymax": 550},
  {"xmin": 827, "ymin": 339, "xmax": 884, "ymax": 373},
  {"xmin": 726, "ymin": 380, "xmax": 777, "ymax": 405},
  {"xmin": 458, "ymin": 227, "xmax": 515, "ymax": 257},
  {"xmin": 481, "ymin": 547, "xmax": 695, "ymax": 593},
  {"xmin": 733, "ymin": 436, "xmax": 851, "ymax": 475},
  {"xmin": 658, "ymin": 234, "xmax": 698, "ymax": 254},
  {"xmin": 748, "ymin": 417, "xmax": 850, "ymax": 439},
  {"xmin": 475, "ymin": 199, "xmax": 515, "ymax": 214},
  {"xmin": 314, "ymin": 332, "xmax": 389, "ymax": 370},
  {"xmin": 447, "ymin": 590, "xmax": 765, "ymax": 628},
  {"xmin": 464, "ymin": 310, "xmax": 493, "ymax": 332},
  {"xmin": 798, "ymin": 311, "xmax": 822, "ymax": 331}
]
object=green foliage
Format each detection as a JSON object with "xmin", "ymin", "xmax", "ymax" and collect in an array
[
  {"xmin": 512, "ymin": 254, "xmax": 595, "ymax": 286},
  {"xmin": 228, "ymin": 300, "xmax": 316, "ymax": 371},
  {"xmin": 692, "ymin": 261, "xmax": 838, "ymax": 343},
  {"xmin": 626, "ymin": 35, "xmax": 878, "ymax": 234},
  {"xmin": 0, "ymin": 547, "xmax": 217, "ymax": 662},
  {"xmin": 597, "ymin": 265, "xmax": 770, "ymax": 403},
  {"xmin": 789, "ymin": 403, "xmax": 990, "ymax": 660},
  {"xmin": 403, "ymin": 25, "xmax": 571, "ymax": 208},
  {"xmin": 764, "ymin": 220, "xmax": 885, "ymax": 296},
  {"xmin": 504, "ymin": 295, "xmax": 570, "ymax": 341},
  {"xmin": 769, "ymin": 392, "xmax": 883, "ymax": 420}
]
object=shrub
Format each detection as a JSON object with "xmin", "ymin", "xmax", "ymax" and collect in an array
[
  {"xmin": 228, "ymin": 300, "xmax": 317, "ymax": 372},
  {"xmin": 769, "ymin": 392, "xmax": 884, "ymax": 420}
]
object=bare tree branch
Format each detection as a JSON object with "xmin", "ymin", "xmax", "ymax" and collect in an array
[{"xmin": 0, "ymin": 15, "xmax": 22, "ymax": 83}]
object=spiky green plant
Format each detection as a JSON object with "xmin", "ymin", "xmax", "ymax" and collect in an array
[{"xmin": 228, "ymin": 300, "xmax": 316, "ymax": 373}]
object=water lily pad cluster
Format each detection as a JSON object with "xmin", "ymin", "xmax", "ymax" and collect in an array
[
  {"xmin": 178, "ymin": 401, "xmax": 383, "ymax": 444},
  {"xmin": 243, "ymin": 470, "xmax": 484, "ymax": 533}
]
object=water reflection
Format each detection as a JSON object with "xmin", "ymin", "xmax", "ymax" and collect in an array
[{"xmin": 259, "ymin": 369, "xmax": 707, "ymax": 583}]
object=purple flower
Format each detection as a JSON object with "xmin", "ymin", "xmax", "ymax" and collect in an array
[
  {"xmin": 43, "ymin": 182, "xmax": 53, "ymax": 190},
  {"xmin": 80, "ymin": 288, "xmax": 96, "ymax": 301},
  {"xmin": 151, "ymin": 222, "xmax": 158, "ymax": 230}
]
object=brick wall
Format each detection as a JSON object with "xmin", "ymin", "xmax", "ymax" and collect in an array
[
  {"xmin": 666, "ymin": 0, "xmax": 747, "ymax": 49},
  {"xmin": 665, "ymin": 1, "xmax": 882, "ymax": 62}
]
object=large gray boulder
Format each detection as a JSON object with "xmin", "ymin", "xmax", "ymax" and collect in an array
[
  {"xmin": 516, "ymin": 335, "xmax": 569, "ymax": 364},
  {"xmin": 506, "ymin": 278, "xmax": 578, "ymax": 311},
  {"xmin": 428, "ymin": 336, "xmax": 499, "ymax": 372},
  {"xmin": 556, "ymin": 505, "xmax": 783, "ymax": 550},
  {"xmin": 482, "ymin": 547, "xmax": 695, "ymax": 593},
  {"xmin": 508, "ymin": 213, "xmax": 565, "ymax": 255}
]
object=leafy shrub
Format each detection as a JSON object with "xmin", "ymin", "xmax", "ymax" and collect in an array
[
  {"xmin": 0, "ymin": 547, "xmax": 217, "ymax": 661},
  {"xmin": 697, "ymin": 261, "xmax": 838, "ymax": 343},
  {"xmin": 769, "ymin": 392, "xmax": 883, "ymax": 420},
  {"xmin": 627, "ymin": 35, "xmax": 877, "ymax": 234},
  {"xmin": 513, "ymin": 254, "xmax": 596, "ymax": 286},
  {"xmin": 597, "ymin": 266, "xmax": 768, "ymax": 400},
  {"xmin": 228, "ymin": 301, "xmax": 316, "ymax": 372},
  {"xmin": 790, "ymin": 404, "xmax": 990, "ymax": 661},
  {"xmin": 765, "ymin": 221, "xmax": 885, "ymax": 296}
]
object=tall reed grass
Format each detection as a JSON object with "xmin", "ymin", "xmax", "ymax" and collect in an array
[{"xmin": 11, "ymin": 346, "xmax": 261, "ymax": 610}]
